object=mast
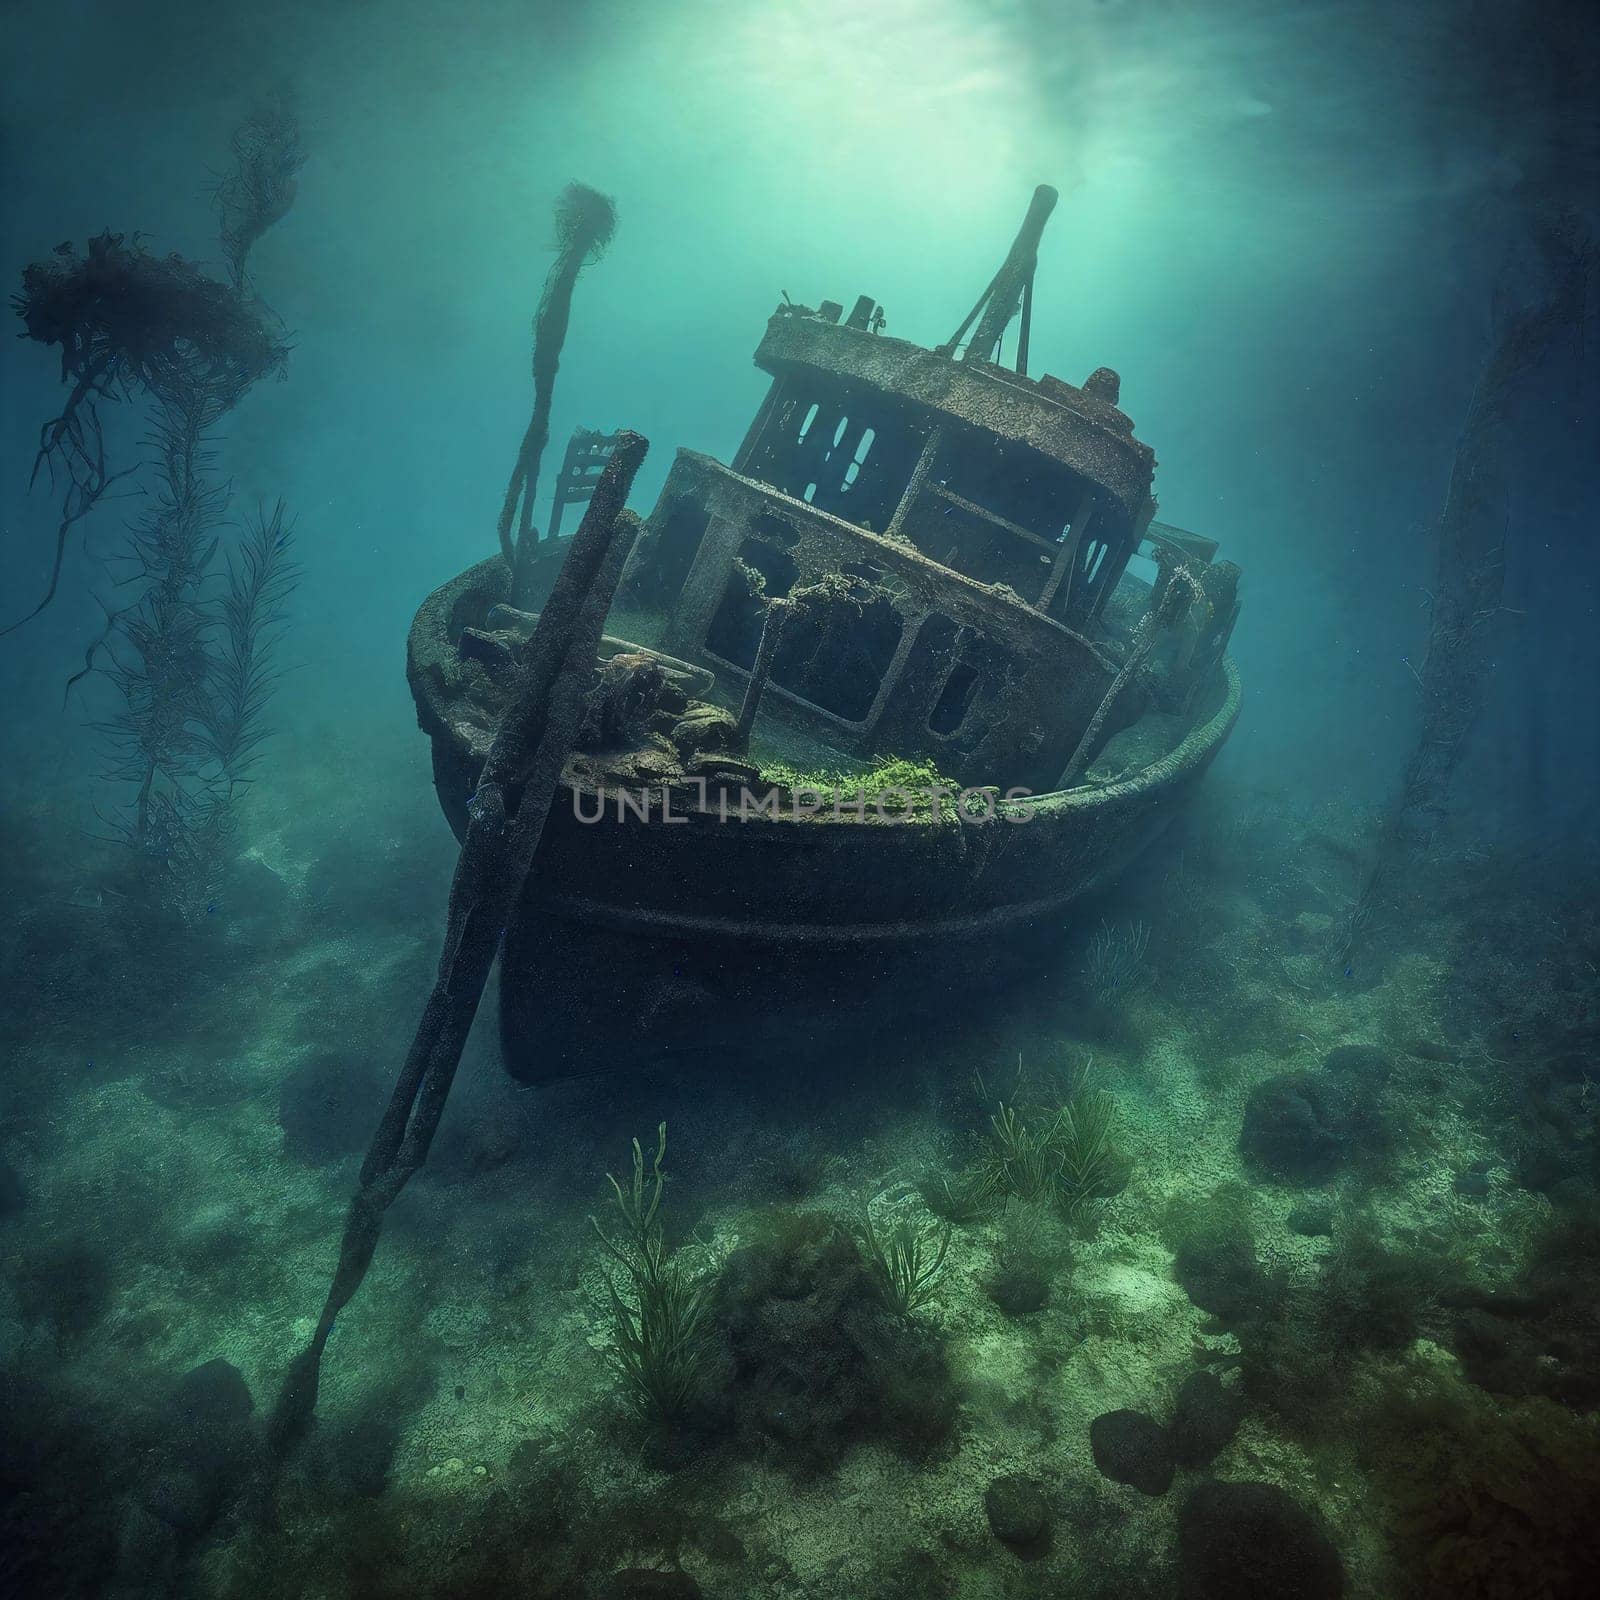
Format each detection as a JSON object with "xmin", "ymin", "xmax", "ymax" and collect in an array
[{"xmin": 937, "ymin": 183, "xmax": 1059, "ymax": 371}]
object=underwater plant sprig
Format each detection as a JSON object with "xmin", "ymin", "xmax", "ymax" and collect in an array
[
  {"xmin": 10, "ymin": 97, "xmax": 306, "ymax": 925},
  {"xmin": 855, "ymin": 1193, "xmax": 953, "ymax": 1315},
  {"xmin": 971, "ymin": 1054, "xmax": 1128, "ymax": 1226},
  {"xmin": 589, "ymin": 1123, "xmax": 711, "ymax": 1424},
  {"xmin": 497, "ymin": 181, "xmax": 618, "ymax": 602}
]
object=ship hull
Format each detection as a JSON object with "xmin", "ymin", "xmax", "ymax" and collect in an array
[{"xmin": 408, "ymin": 554, "xmax": 1241, "ymax": 1079}]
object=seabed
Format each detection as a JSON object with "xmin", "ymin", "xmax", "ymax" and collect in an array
[{"xmin": 5, "ymin": 720, "xmax": 1596, "ymax": 1599}]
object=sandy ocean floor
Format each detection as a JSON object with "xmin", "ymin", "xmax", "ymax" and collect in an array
[{"xmin": 3, "ymin": 722, "xmax": 1598, "ymax": 1600}]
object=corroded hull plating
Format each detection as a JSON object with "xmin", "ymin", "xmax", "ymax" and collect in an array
[{"xmin": 408, "ymin": 554, "xmax": 1241, "ymax": 945}]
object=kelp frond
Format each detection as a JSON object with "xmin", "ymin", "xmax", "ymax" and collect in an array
[
  {"xmin": 589, "ymin": 1124, "xmax": 710, "ymax": 1424},
  {"xmin": 216, "ymin": 90, "xmax": 306, "ymax": 290},
  {"xmin": 856, "ymin": 1196, "xmax": 953, "ymax": 1315},
  {"xmin": 204, "ymin": 500, "xmax": 300, "ymax": 782}
]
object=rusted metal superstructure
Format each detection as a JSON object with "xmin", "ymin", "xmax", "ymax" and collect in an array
[
  {"xmin": 626, "ymin": 184, "xmax": 1238, "ymax": 793},
  {"xmin": 406, "ymin": 184, "xmax": 1244, "ymax": 1074}
]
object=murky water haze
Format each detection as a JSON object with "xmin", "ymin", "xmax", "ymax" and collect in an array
[
  {"xmin": 1, "ymin": 5, "xmax": 1596, "ymax": 1599},
  {"xmin": 6, "ymin": 0, "xmax": 1590, "ymax": 807}
]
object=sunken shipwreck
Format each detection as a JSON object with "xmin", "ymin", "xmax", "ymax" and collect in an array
[{"xmin": 407, "ymin": 185, "xmax": 1243, "ymax": 1078}]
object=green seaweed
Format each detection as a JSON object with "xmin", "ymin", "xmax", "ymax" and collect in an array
[
  {"xmin": 590, "ymin": 1123, "xmax": 710, "ymax": 1424},
  {"xmin": 854, "ymin": 1198, "xmax": 953, "ymax": 1315},
  {"xmin": 757, "ymin": 754, "xmax": 982, "ymax": 819},
  {"xmin": 971, "ymin": 1058, "xmax": 1130, "ymax": 1223}
]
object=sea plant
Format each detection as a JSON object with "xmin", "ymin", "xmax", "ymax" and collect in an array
[
  {"xmin": 855, "ymin": 1195, "xmax": 952, "ymax": 1315},
  {"xmin": 215, "ymin": 94, "xmax": 306, "ymax": 291},
  {"xmin": 97, "ymin": 489, "xmax": 299, "ymax": 922},
  {"xmin": 979, "ymin": 1098, "xmax": 1068, "ymax": 1205},
  {"xmin": 1322, "ymin": 892, "xmax": 1374, "ymax": 968},
  {"xmin": 590, "ymin": 1123, "xmax": 710, "ymax": 1424},
  {"xmin": 757, "ymin": 753, "xmax": 967, "ymax": 820},
  {"xmin": 498, "ymin": 181, "xmax": 618, "ymax": 602},
  {"xmin": 10, "ymin": 98, "xmax": 300, "ymax": 637},
  {"xmin": 1053, "ymin": 1084, "xmax": 1126, "ymax": 1224},
  {"xmin": 203, "ymin": 502, "xmax": 300, "ymax": 785},
  {"xmin": 11, "ymin": 98, "xmax": 305, "ymax": 923},
  {"xmin": 754, "ymin": 1128, "xmax": 844, "ymax": 1200},
  {"xmin": 973, "ymin": 1056, "xmax": 1128, "ymax": 1225},
  {"xmin": 921, "ymin": 1165, "xmax": 989, "ymax": 1224},
  {"xmin": 1084, "ymin": 918, "xmax": 1151, "ymax": 1003}
]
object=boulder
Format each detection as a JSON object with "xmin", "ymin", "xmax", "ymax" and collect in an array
[
  {"xmin": 1239, "ymin": 1072, "xmax": 1353, "ymax": 1185},
  {"xmin": 984, "ymin": 1472, "xmax": 1051, "ymax": 1548},
  {"xmin": 1169, "ymin": 1371, "xmax": 1246, "ymax": 1468},
  {"xmin": 1090, "ymin": 1408, "xmax": 1175, "ymax": 1496},
  {"xmin": 1177, "ymin": 1481, "xmax": 1344, "ymax": 1599}
]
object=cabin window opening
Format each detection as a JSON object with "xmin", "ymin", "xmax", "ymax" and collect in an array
[
  {"xmin": 929, "ymin": 659, "xmax": 982, "ymax": 735},
  {"xmin": 772, "ymin": 576, "xmax": 903, "ymax": 722},
  {"xmin": 842, "ymin": 426, "xmax": 875, "ymax": 490},
  {"xmin": 924, "ymin": 631, "xmax": 1013, "ymax": 751},
  {"xmin": 1125, "ymin": 549, "xmax": 1160, "ymax": 589},
  {"xmin": 755, "ymin": 511, "xmax": 801, "ymax": 548},
  {"xmin": 739, "ymin": 539, "xmax": 797, "ymax": 597},
  {"xmin": 704, "ymin": 538, "xmax": 799, "ymax": 668}
]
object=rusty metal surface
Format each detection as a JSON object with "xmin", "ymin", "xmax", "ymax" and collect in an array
[
  {"xmin": 754, "ymin": 313, "xmax": 1155, "ymax": 522},
  {"xmin": 647, "ymin": 451, "xmax": 1120, "ymax": 791},
  {"xmin": 406, "ymin": 554, "xmax": 1240, "ymax": 946},
  {"xmin": 407, "ymin": 187, "xmax": 1246, "ymax": 959}
]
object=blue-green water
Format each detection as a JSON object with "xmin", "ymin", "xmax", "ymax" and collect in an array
[{"xmin": 1, "ymin": 4, "xmax": 1596, "ymax": 1597}]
